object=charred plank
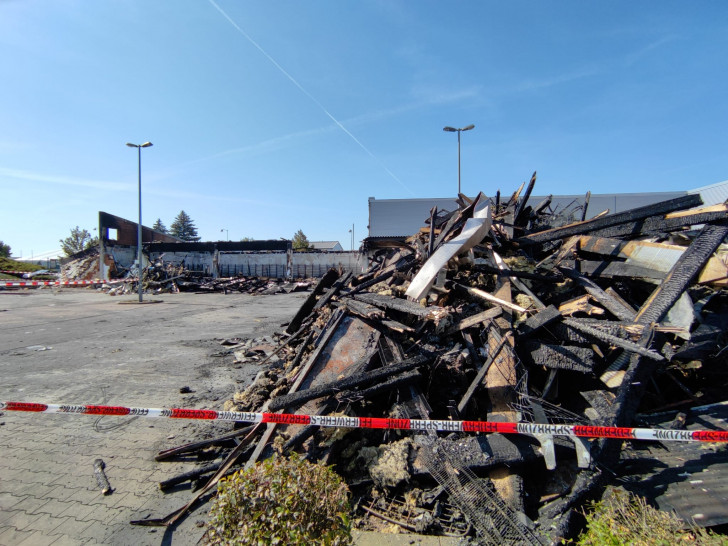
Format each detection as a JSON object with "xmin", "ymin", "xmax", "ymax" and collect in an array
[{"xmin": 517, "ymin": 194, "xmax": 703, "ymax": 246}]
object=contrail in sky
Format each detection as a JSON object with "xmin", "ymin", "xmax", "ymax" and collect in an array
[{"xmin": 207, "ymin": 0, "xmax": 414, "ymax": 195}]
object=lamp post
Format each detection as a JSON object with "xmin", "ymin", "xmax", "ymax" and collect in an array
[
  {"xmin": 221, "ymin": 228, "xmax": 229, "ymax": 241},
  {"xmin": 443, "ymin": 124, "xmax": 475, "ymax": 195},
  {"xmin": 348, "ymin": 224, "xmax": 354, "ymax": 251},
  {"xmin": 126, "ymin": 141, "xmax": 153, "ymax": 302}
]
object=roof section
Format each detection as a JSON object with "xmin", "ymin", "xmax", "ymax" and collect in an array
[
  {"xmin": 368, "ymin": 197, "xmax": 458, "ymax": 237},
  {"xmin": 310, "ymin": 241, "xmax": 343, "ymax": 250},
  {"xmin": 367, "ymin": 192, "xmax": 689, "ymax": 239},
  {"xmin": 689, "ymin": 180, "xmax": 728, "ymax": 206}
]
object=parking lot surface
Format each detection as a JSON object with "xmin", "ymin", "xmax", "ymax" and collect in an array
[{"xmin": 0, "ymin": 288, "xmax": 304, "ymax": 545}]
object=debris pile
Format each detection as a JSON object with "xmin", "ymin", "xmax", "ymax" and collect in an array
[
  {"xmin": 147, "ymin": 176, "xmax": 728, "ymax": 543},
  {"xmin": 58, "ymin": 250, "xmax": 313, "ymax": 295},
  {"xmin": 60, "ymin": 247, "xmax": 104, "ymax": 281}
]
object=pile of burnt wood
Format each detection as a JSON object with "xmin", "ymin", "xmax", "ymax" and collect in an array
[{"xmin": 145, "ymin": 176, "xmax": 728, "ymax": 543}]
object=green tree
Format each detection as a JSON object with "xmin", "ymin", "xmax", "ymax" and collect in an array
[
  {"xmin": 0, "ymin": 240, "xmax": 10, "ymax": 258},
  {"xmin": 240, "ymin": 237, "xmax": 254, "ymax": 242},
  {"xmin": 152, "ymin": 218, "xmax": 168, "ymax": 233},
  {"xmin": 60, "ymin": 227, "xmax": 98, "ymax": 256},
  {"xmin": 292, "ymin": 229, "xmax": 311, "ymax": 250},
  {"xmin": 170, "ymin": 210, "xmax": 200, "ymax": 241}
]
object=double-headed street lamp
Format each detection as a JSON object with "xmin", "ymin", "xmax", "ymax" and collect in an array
[
  {"xmin": 126, "ymin": 141, "xmax": 153, "ymax": 303},
  {"xmin": 443, "ymin": 124, "xmax": 475, "ymax": 195}
]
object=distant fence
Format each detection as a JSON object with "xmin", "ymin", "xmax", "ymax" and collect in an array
[{"xmin": 218, "ymin": 263, "xmax": 352, "ymax": 278}]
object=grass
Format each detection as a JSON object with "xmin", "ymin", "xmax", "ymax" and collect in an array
[{"xmin": 0, "ymin": 257, "xmax": 44, "ymax": 273}]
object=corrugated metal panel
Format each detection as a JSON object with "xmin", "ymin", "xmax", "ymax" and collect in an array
[
  {"xmin": 620, "ymin": 402, "xmax": 728, "ymax": 528},
  {"xmin": 367, "ymin": 192, "xmax": 688, "ymax": 238},
  {"xmin": 689, "ymin": 180, "xmax": 728, "ymax": 206},
  {"xmin": 368, "ymin": 197, "xmax": 458, "ymax": 237}
]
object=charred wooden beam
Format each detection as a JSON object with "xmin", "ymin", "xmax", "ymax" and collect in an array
[
  {"xmin": 581, "ymin": 191, "xmax": 591, "ymax": 222},
  {"xmin": 285, "ymin": 268, "xmax": 339, "ymax": 334},
  {"xmin": 517, "ymin": 305, "xmax": 561, "ymax": 338},
  {"xmin": 353, "ymin": 292, "xmax": 432, "ymax": 318},
  {"xmin": 635, "ymin": 221, "xmax": 728, "ymax": 325},
  {"xmin": 514, "ymin": 171, "xmax": 537, "ymax": 226},
  {"xmin": 562, "ymin": 318, "xmax": 664, "ymax": 361},
  {"xmin": 428, "ymin": 206, "xmax": 437, "ymax": 258},
  {"xmin": 532, "ymin": 195, "xmax": 552, "ymax": 216},
  {"xmin": 586, "ymin": 203, "xmax": 728, "ymax": 239},
  {"xmin": 342, "ymin": 298, "xmax": 384, "ymax": 320},
  {"xmin": 336, "ymin": 370, "xmax": 422, "ymax": 403},
  {"xmin": 159, "ymin": 463, "xmax": 221, "ymax": 491},
  {"xmin": 516, "ymin": 194, "xmax": 703, "ymax": 246},
  {"xmin": 446, "ymin": 306, "xmax": 502, "ymax": 335},
  {"xmin": 559, "ymin": 267, "xmax": 636, "ymax": 321},
  {"xmin": 472, "ymin": 263, "xmax": 562, "ymax": 282},
  {"xmin": 521, "ymin": 341, "xmax": 596, "ymax": 373},
  {"xmin": 267, "ymin": 354, "xmax": 432, "ymax": 411},
  {"xmin": 155, "ymin": 425, "xmax": 255, "ymax": 461},
  {"xmin": 313, "ymin": 271, "xmax": 353, "ymax": 311},
  {"xmin": 457, "ymin": 331, "xmax": 512, "ymax": 414}
]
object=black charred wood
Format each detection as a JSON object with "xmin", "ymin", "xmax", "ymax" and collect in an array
[
  {"xmin": 563, "ymin": 318, "xmax": 665, "ymax": 361},
  {"xmin": 472, "ymin": 263, "xmax": 562, "ymax": 282},
  {"xmin": 517, "ymin": 194, "xmax": 703, "ymax": 246},
  {"xmin": 560, "ymin": 267, "xmax": 637, "ymax": 321},
  {"xmin": 352, "ymin": 292, "xmax": 431, "ymax": 318},
  {"xmin": 313, "ymin": 271, "xmax": 352, "ymax": 311},
  {"xmin": 521, "ymin": 341, "xmax": 596, "ymax": 373},
  {"xmin": 267, "ymin": 354, "xmax": 432, "ymax": 411},
  {"xmin": 286, "ymin": 269, "xmax": 339, "ymax": 334},
  {"xmin": 159, "ymin": 463, "xmax": 222, "ymax": 491},
  {"xmin": 635, "ymin": 221, "xmax": 728, "ymax": 325},
  {"xmin": 517, "ymin": 305, "xmax": 561, "ymax": 338},
  {"xmin": 587, "ymin": 207, "xmax": 728, "ymax": 239}
]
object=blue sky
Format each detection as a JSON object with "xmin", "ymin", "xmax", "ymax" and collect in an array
[{"xmin": 1, "ymin": 1, "xmax": 726, "ymax": 258}]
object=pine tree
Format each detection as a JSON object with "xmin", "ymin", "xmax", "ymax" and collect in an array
[
  {"xmin": 292, "ymin": 229, "xmax": 311, "ymax": 250},
  {"xmin": 152, "ymin": 218, "xmax": 168, "ymax": 233},
  {"xmin": 170, "ymin": 210, "xmax": 200, "ymax": 241}
]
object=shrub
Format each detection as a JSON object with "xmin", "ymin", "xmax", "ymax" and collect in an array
[
  {"xmin": 576, "ymin": 488, "xmax": 726, "ymax": 545},
  {"xmin": 205, "ymin": 453, "xmax": 351, "ymax": 545}
]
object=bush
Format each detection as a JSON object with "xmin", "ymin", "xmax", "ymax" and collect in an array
[
  {"xmin": 576, "ymin": 488, "xmax": 726, "ymax": 545},
  {"xmin": 205, "ymin": 453, "xmax": 351, "ymax": 545}
]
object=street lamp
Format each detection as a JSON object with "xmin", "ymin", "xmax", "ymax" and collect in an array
[
  {"xmin": 348, "ymin": 224, "xmax": 354, "ymax": 251},
  {"xmin": 126, "ymin": 141, "xmax": 153, "ymax": 302},
  {"xmin": 443, "ymin": 124, "xmax": 475, "ymax": 195},
  {"xmin": 221, "ymin": 228, "xmax": 229, "ymax": 241}
]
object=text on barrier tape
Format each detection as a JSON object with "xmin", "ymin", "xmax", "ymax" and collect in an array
[{"xmin": 2, "ymin": 401, "xmax": 726, "ymax": 442}]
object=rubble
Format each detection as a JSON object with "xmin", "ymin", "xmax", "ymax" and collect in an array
[
  {"xmin": 145, "ymin": 175, "xmax": 728, "ymax": 543},
  {"xmin": 57, "ymin": 249, "xmax": 315, "ymax": 295}
]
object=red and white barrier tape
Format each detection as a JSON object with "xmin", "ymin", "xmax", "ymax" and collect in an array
[
  {"xmin": 2, "ymin": 279, "xmax": 130, "ymax": 288},
  {"xmin": 2, "ymin": 401, "xmax": 726, "ymax": 443},
  {"xmin": 0, "ymin": 270, "xmax": 41, "ymax": 276}
]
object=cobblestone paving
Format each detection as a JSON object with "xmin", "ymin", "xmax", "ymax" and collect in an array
[{"xmin": 0, "ymin": 289, "xmax": 304, "ymax": 545}]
